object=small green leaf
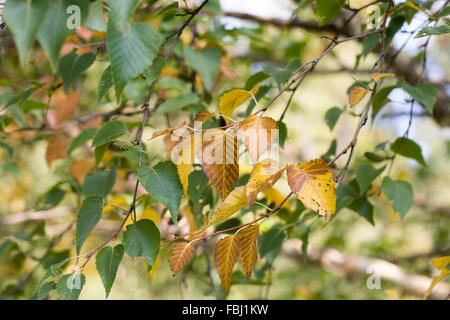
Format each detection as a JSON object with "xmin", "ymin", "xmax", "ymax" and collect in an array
[
  {"xmin": 92, "ymin": 120, "xmax": 128, "ymax": 147},
  {"xmin": 123, "ymin": 219, "xmax": 160, "ymax": 268},
  {"xmin": 154, "ymin": 92, "xmax": 199, "ymax": 115},
  {"xmin": 401, "ymin": 82, "xmax": 437, "ymax": 113},
  {"xmin": 3, "ymin": 0, "xmax": 50, "ymax": 65},
  {"xmin": 355, "ymin": 164, "xmax": 386, "ymax": 194},
  {"xmin": 58, "ymin": 51, "xmax": 96, "ymax": 93},
  {"xmin": 184, "ymin": 46, "xmax": 221, "ymax": 90},
  {"xmin": 96, "ymin": 245, "xmax": 124, "ymax": 298},
  {"xmin": 76, "ymin": 195, "xmax": 103, "ymax": 255},
  {"xmin": 316, "ymin": 0, "xmax": 341, "ymax": 26},
  {"xmin": 349, "ymin": 198, "xmax": 374, "ymax": 225},
  {"xmin": 57, "ymin": 274, "xmax": 86, "ymax": 300},
  {"xmin": 325, "ymin": 107, "xmax": 342, "ymax": 131},
  {"xmin": 137, "ymin": 162, "xmax": 183, "ymax": 224},
  {"xmin": 382, "ymin": 176, "xmax": 414, "ymax": 218},
  {"xmin": 187, "ymin": 170, "xmax": 209, "ymax": 206},
  {"xmin": 22, "ymin": 100, "xmax": 55, "ymax": 113},
  {"xmin": 143, "ymin": 56, "xmax": 165, "ymax": 85},
  {"xmin": 34, "ymin": 281, "xmax": 55, "ymax": 300},
  {"xmin": 391, "ymin": 137, "xmax": 427, "ymax": 167},
  {"xmin": 259, "ymin": 224, "xmax": 285, "ymax": 265},
  {"xmin": 82, "ymin": 169, "xmax": 116, "ymax": 197},
  {"xmin": 372, "ymin": 86, "xmax": 395, "ymax": 120},
  {"xmin": 106, "ymin": 0, "xmax": 139, "ymax": 30},
  {"xmin": 98, "ymin": 66, "xmax": 114, "ymax": 103},
  {"xmin": 85, "ymin": 0, "xmax": 106, "ymax": 32},
  {"xmin": 416, "ymin": 25, "xmax": 450, "ymax": 38},
  {"xmin": 277, "ymin": 120, "xmax": 287, "ymax": 148},
  {"xmin": 67, "ymin": 128, "xmax": 97, "ymax": 153},
  {"xmin": 106, "ymin": 19, "xmax": 160, "ymax": 98}
]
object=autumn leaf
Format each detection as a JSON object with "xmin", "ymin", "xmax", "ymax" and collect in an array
[
  {"xmin": 287, "ymin": 159, "xmax": 336, "ymax": 216},
  {"xmin": 194, "ymin": 110, "xmax": 214, "ymax": 123},
  {"xmin": 70, "ymin": 159, "xmax": 95, "ymax": 185},
  {"xmin": 246, "ymin": 159, "xmax": 285, "ymax": 208},
  {"xmin": 151, "ymin": 121, "xmax": 187, "ymax": 140},
  {"xmin": 263, "ymin": 188, "xmax": 291, "ymax": 210},
  {"xmin": 432, "ymin": 256, "xmax": 450, "ymax": 270},
  {"xmin": 174, "ymin": 133, "xmax": 202, "ymax": 195},
  {"xmin": 219, "ymin": 85, "xmax": 259, "ymax": 123},
  {"xmin": 46, "ymin": 138, "xmax": 69, "ymax": 166},
  {"xmin": 348, "ymin": 86, "xmax": 368, "ymax": 107},
  {"xmin": 237, "ymin": 225, "xmax": 259, "ymax": 281},
  {"xmin": 371, "ymin": 73, "xmax": 395, "ymax": 83},
  {"xmin": 205, "ymin": 186, "xmax": 248, "ymax": 229},
  {"xmin": 201, "ymin": 129, "xmax": 239, "ymax": 200},
  {"xmin": 169, "ymin": 241, "xmax": 195, "ymax": 276},
  {"xmin": 215, "ymin": 235, "xmax": 240, "ymax": 294},
  {"xmin": 47, "ymin": 91, "xmax": 80, "ymax": 128},
  {"xmin": 239, "ymin": 115, "xmax": 279, "ymax": 165}
]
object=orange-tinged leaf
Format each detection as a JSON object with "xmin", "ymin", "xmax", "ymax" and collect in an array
[
  {"xmin": 219, "ymin": 85, "xmax": 259, "ymax": 124},
  {"xmin": 194, "ymin": 110, "xmax": 214, "ymax": 123},
  {"xmin": 239, "ymin": 115, "xmax": 279, "ymax": 165},
  {"xmin": 215, "ymin": 235, "xmax": 240, "ymax": 294},
  {"xmin": 206, "ymin": 186, "xmax": 247, "ymax": 228},
  {"xmin": 432, "ymin": 256, "xmax": 450, "ymax": 270},
  {"xmin": 201, "ymin": 129, "xmax": 239, "ymax": 200},
  {"xmin": 69, "ymin": 159, "xmax": 95, "ymax": 185},
  {"xmin": 246, "ymin": 159, "xmax": 285, "ymax": 208},
  {"xmin": 45, "ymin": 138, "xmax": 69, "ymax": 166},
  {"xmin": 237, "ymin": 225, "xmax": 259, "ymax": 281},
  {"xmin": 371, "ymin": 73, "xmax": 395, "ymax": 82},
  {"xmin": 348, "ymin": 86, "xmax": 368, "ymax": 107},
  {"xmin": 169, "ymin": 241, "xmax": 195, "ymax": 276},
  {"xmin": 151, "ymin": 121, "xmax": 187, "ymax": 140},
  {"xmin": 287, "ymin": 159, "xmax": 336, "ymax": 216},
  {"xmin": 47, "ymin": 91, "xmax": 80, "ymax": 127}
]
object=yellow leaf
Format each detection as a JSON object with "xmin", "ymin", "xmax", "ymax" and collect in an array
[
  {"xmin": 214, "ymin": 235, "xmax": 240, "ymax": 294},
  {"xmin": 103, "ymin": 196, "xmax": 129, "ymax": 214},
  {"xmin": 423, "ymin": 268, "xmax": 449, "ymax": 300},
  {"xmin": 238, "ymin": 115, "xmax": 279, "ymax": 165},
  {"xmin": 69, "ymin": 159, "xmax": 95, "ymax": 185},
  {"xmin": 181, "ymin": 205, "xmax": 197, "ymax": 233},
  {"xmin": 432, "ymin": 256, "xmax": 450, "ymax": 270},
  {"xmin": 141, "ymin": 208, "xmax": 160, "ymax": 225},
  {"xmin": 174, "ymin": 133, "xmax": 202, "ymax": 196},
  {"xmin": 405, "ymin": 1, "xmax": 432, "ymax": 18},
  {"xmin": 151, "ymin": 121, "xmax": 187, "ymax": 140},
  {"xmin": 219, "ymin": 85, "xmax": 259, "ymax": 124},
  {"xmin": 201, "ymin": 129, "xmax": 239, "ymax": 200},
  {"xmin": 384, "ymin": 289, "xmax": 399, "ymax": 299},
  {"xmin": 263, "ymin": 188, "xmax": 291, "ymax": 210},
  {"xmin": 371, "ymin": 72, "xmax": 395, "ymax": 83},
  {"xmin": 169, "ymin": 241, "xmax": 195, "ymax": 276},
  {"xmin": 194, "ymin": 110, "xmax": 214, "ymax": 123},
  {"xmin": 348, "ymin": 86, "xmax": 368, "ymax": 107},
  {"xmin": 206, "ymin": 186, "xmax": 247, "ymax": 228},
  {"xmin": 287, "ymin": 159, "xmax": 336, "ymax": 216},
  {"xmin": 246, "ymin": 159, "xmax": 285, "ymax": 208},
  {"xmin": 237, "ymin": 225, "xmax": 259, "ymax": 281}
]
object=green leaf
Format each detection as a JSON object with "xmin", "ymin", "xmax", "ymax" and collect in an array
[
  {"xmin": 143, "ymin": 56, "xmax": 165, "ymax": 85},
  {"xmin": 106, "ymin": 19, "xmax": 160, "ymax": 98},
  {"xmin": 58, "ymin": 51, "xmax": 96, "ymax": 93},
  {"xmin": 184, "ymin": 46, "xmax": 221, "ymax": 90},
  {"xmin": 76, "ymin": 195, "xmax": 103, "ymax": 255},
  {"xmin": 187, "ymin": 170, "xmax": 209, "ymax": 206},
  {"xmin": 325, "ymin": 107, "xmax": 342, "ymax": 131},
  {"xmin": 57, "ymin": 274, "xmax": 86, "ymax": 300},
  {"xmin": 82, "ymin": 169, "xmax": 116, "ymax": 197},
  {"xmin": 85, "ymin": 0, "xmax": 106, "ymax": 32},
  {"xmin": 277, "ymin": 120, "xmax": 287, "ymax": 148},
  {"xmin": 316, "ymin": 0, "xmax": 341, "ymax": 26},
  {"xmin": 34, "ymin": 281, "xmax": 55, "ymax": 300},
  {"xmin": 92, "ymin": 120, "xmax": 128, "ymax": 147},
  {"xmin": 263, "ymin": 60, "xmax": 301, "ymax": 88},
  {"xmin": 401, "ymin": 82, "xmax": 437, "ymax": 113},
  {"xmin": 416, "ymin": 25, "xmax": 450, "ymax": 38},
  {"xmin": 349, "ymin": 198, "xmax": 374, "ymax": 225},
  {"xmin": 67, "ymin": 128, "xmax": 97, "ymax": 153},
  {"xmin": 123, "ymin": 219, "xmax": 160, "ymax": 268},
  {"xmin": 3, "ymin": 0, "xmax": 50, "ymax": 65},
  {"xmin": 137, "ymin": 162, "xmax": 183, "ymax": 224},
  {"xmin": 154, "ymin": 92, "xmax": 199, "ymax": 115},
  {"xmin": 22, "ymin": 100, "xmax": 55, "ymax": 113},
  {"xmin": 37, "ymin": 0, "xmax": 90, "ymax": 70},
  {"xmin": 97, "ymin": 66, "xmax": 114, "ymax": 103},
  {"xmin": 259, "ymin": 224, "xmax": 285, "ymax": 265},
  {"xmin": 106, "ymin": 0, "xmax": 139, "ymax": 30},
  {"xmin": 372, "ymin": 86, "xmax": 395, "ymax": 120},
  {"xmin": 434, "ymin": 6, "xmax": 450, "ymax": 19},
  {"xmin": 96, "ymin": 245, "xmax": 124, "ymax": 298},
  {"xmin": 391, "ymin": 137, "xmax": 427, "ymax": 167},
  {"xmin": 244, "ymin": 71, "xmax": 269, "ymax": 91},
  {"xmin": 355, "ymin": 164, "xmax": 386, "ymax": 194},
  {"xmin": 95, "ymin": 143, "xmax": 109, "ymax": 165},
  {"xmin": 381, "ymin": 176, "xmax": 414, "ymax": 218}
]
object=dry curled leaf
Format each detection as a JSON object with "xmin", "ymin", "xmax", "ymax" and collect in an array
[
  {"xmin": 215, "ymin": 235, "xmax": 240, "ymax": 294},
  {"xmin": 169, "ymin": 241, "xmax": 195, "ymax": 276},
  {"xmin": 246, "ymin": 159, "xmax": 285, "ymax": 208},
  {"xmin": 237, "ymin": 225, "xmax": 259, "ymax": 281},
  {"xmin": 239, "ymin": 115, "xmax": 279, "ymax": 165},
  {"xmin": 287, "ymin": 159, "xmax": 336, "ymax": 216},
  {"xmin": 348, "ymin": 86, "xmax": 368, "ymax": 107},
  {"xmin": 219, "ymin": 85, "xmax": 259, "ymax": 124},
  {"xmin": 201, "ymin": 129, "xmax": 239, "ymax": 200},
  {"xmin": 371, "ymin": 72, "xmax": 395, "ymax": 83}
]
